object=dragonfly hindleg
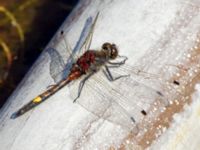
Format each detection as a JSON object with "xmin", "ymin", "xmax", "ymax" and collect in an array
[{"xmin": 73, "ymin": 72, "xmax": 95, "ymax": 103}]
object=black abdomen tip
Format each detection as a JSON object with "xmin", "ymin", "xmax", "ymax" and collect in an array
[{"xmin": 10, "ymin": 112, "xmax": 18, "ymax": 119}]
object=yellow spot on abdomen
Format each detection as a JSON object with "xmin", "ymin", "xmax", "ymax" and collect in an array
[{"xmin": 33, "ymin": 96, "xmax": 42, "ymax": 103}]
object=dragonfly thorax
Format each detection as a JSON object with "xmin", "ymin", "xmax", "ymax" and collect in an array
[{"xmin": 102, "ymin": 42, "xmax": 118, "ymax": 60}]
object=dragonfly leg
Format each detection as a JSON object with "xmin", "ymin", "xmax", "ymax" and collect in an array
[
  {"xmin": 108, "ymin": 55, "xmax": 128, "ymax": 66},
  {"xmin": 73, "ymin": 72, "xmax": 94, "ymax": 103},
  {"xmin": 103, "ymin": 65, "xmax": 130, "ymax": 82}
]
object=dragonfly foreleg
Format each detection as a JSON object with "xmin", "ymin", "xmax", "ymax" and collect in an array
[
  {"xmin": 103, "ymin": 65, "xmax": 129, "ymax": 82},
  {"xmin": 108, "ymin": 55, "xmax": 128, "ymax": 66},
  {"xmin": 73, "ymin": 72, "xmax": 94, "ymax": 103}
]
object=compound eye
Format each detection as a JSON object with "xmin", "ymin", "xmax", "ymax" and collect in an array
[
  {"xmin": 102, "ymin": 42, "xmax": 111, "ymax": 50},
  {"xmin": 112, "ymin": 44, "xmax": 116, "ymax": 47}
]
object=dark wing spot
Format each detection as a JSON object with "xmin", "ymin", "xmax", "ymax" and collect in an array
[
  {"xmin": 173, "ymin": 80, "xmax": 180, "ymax": 85},
  {"xmin": 130, "ymin": 117, "xmax": 136, "ymax": 123},
  {"xmin": 141, "ymin": 110, "xmax": 147, "ymax": 115},
  {"xmin": 60, "ymin": 30, "xmax": 64, "ymax": 35}
]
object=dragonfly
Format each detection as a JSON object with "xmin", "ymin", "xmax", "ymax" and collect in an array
[{"xmin": 11, "ymin": 12, "xmax": 169, "ymax": 130}]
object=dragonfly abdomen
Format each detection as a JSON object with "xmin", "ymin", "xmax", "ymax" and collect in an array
[{"xmin": 11, "ymin": 78, "xmax": 72, "ymax": 119}]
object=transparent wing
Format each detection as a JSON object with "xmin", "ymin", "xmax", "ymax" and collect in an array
[
  {"xmin": 107, "ymin": 60, "xmax": 183, "ymax": 104},
  {"xmin": 46, "ymin": 13, "xmax": 99, "ymax": 83},
  {"xmin": 81, "ymin": 12, "xmax": 99, "ymax": 54},
  {"xmin": 73, "ymin": 14, "xmax": 95, "ymax": 55},
  {"xmin": 69, "ymin": 72, "xmax": 136, "ymax": 131},
  {"xmin": 46, "ymin": 47, "xmax": 69, "ymax": 83},
  {"xmin": 69, "ymin": 69, "xmax": 168, "ymax": 132}
]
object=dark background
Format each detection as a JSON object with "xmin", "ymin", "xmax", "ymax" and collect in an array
[{"xmin": 0, "ymin": 0, "xmax": 78, "ymax": 108}]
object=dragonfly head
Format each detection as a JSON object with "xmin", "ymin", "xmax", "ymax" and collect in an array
[{"xmin": 102, "ymin": 42, "xmax": 118, "ymax": 60}]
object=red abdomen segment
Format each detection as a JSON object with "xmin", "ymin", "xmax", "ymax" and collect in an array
[{"xmin": 77, "ymin": 51, "xmax": 95, "ymax": 73}]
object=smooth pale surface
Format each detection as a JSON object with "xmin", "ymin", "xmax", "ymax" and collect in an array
[{"xmin": 0, "ymin": 0, "xmax": 200, "ymax": 149}]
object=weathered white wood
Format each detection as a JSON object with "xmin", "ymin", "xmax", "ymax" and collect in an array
[{"xmin": 1, "ymin": 0, "xmax": 200, "ymax": 149}]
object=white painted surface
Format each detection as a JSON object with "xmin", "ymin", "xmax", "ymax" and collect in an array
[{"xmin": 0, "ymin": 0, "xmax": 200, "ymax": 149}]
